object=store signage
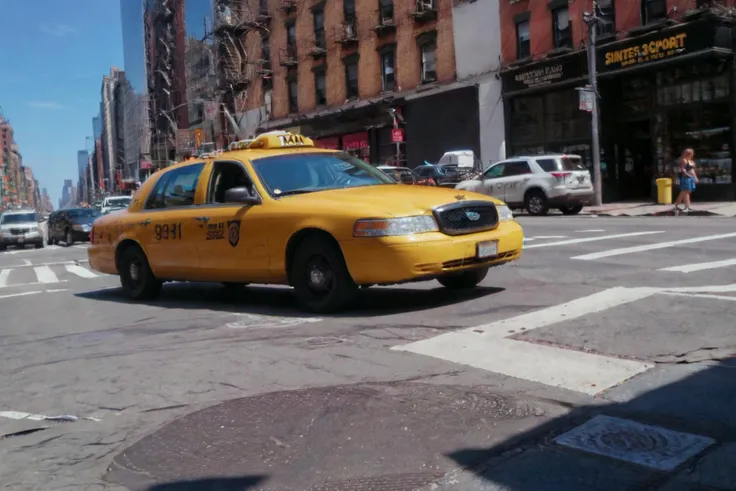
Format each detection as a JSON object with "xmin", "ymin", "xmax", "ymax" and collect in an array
[
  {"xmin": 342, "ymin": 132, "xmax": 369, "ymax": 150},
  {"xmin": 391, "ymin": 128, "xmax": 404, "ymax": 143},
  {"xmin": 314, "ymin": 137, "xmax": 340, "ymax": 149},
  {"xmin": 597, "ymin": 20, "xmax": 725, "ymax": 72},
  {"xmin": 602, "ymin": 33, "xmax": 687, "ymax": 70},
  {"xmin": 501, "ymin": 55, "xmax": 585, "ymax": 94}
]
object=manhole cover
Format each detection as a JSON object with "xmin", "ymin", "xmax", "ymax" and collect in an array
[
  {"xmin": 226, "ymin": 313, "xmax": 322, "ymax": 329},
  {"xmin": 554, "ymin": 415, "xmax": 715, "ymax": 471},
  {"xmin": 108, "ymin": 383, "xmax": 548, "ymax": 490}
]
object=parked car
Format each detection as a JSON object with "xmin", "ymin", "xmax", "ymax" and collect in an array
[
  {"xmin": 0, "ymin": 209, "xmax": 43, "ymax": 250},
  {"xmin": 455, "ymin": 154, "xmax": 593, "ymax": 216},
  {"xmin": 377, "ymin": 166, "xmax": 436, "ymax": 186},
  {"xmin": 100, "ymin": 195, "xmax": 132, "ymax": 215},
  {"xmin": 414, "ymin": 164, "xmax": 469, "ymax": 188},
  {"xmin": 47, "ymin": 207, "xmax": 101, "ymax": 245}
]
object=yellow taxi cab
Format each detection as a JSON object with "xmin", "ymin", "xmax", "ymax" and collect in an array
[{"xmin": 88, "ymin": 131, "xmax": 523, "ymax": 313}]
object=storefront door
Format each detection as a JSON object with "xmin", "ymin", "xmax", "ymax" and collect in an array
[{"xmin": 617, "ymin": 120, "xmax": 653, "ymax": 200}]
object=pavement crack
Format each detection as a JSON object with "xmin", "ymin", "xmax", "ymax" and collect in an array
[
  {"xmin": 16, "ymin": 434, "xmax": 63, "ymax": 449},
  {"xmin": 1, "ymin": 426, "xmax": 50, "ymax": 439},
  {"xmin": 141, "ymin": 403, "xmax": 189, "ymax": 414},
  {"xmin": 651, "ymin": 346, "xmax": 736, "ymax": 364}
]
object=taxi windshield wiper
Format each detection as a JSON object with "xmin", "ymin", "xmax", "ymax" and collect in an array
[{"xmin": 276, "ymin": 188, "xmax": 316, "ymax": 196}]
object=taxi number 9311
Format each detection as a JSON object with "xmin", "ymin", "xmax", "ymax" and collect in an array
[{"xmin": 154, "ymin": 223, "xmax": 183, "ymax": 241}]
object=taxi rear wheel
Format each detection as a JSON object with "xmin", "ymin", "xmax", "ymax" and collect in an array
[
  {"xmin": 119, "ymin": 246, "xmax": 162, "ymax": 300},
  {"xmin": 437, "ymin": 267, "xmax": 489, "ymax": 290},
  {"xmin": 291, "ymin": 236, "xmax": 357, "ymax": 313}
]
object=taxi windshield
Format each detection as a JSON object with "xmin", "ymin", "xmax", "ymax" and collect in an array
[{"xmin": 252, "ymin": 152, "xmax": 394, "ymax": 197}]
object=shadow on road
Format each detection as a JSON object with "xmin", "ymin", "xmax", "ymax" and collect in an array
[
  {"xmin": 443, "ymin": 357, "xmax": 736, "ymax": 490},
  {"xmin": 75, "ymin": 282, "xmax": 504, "ymax": 318},
  {"xmin": 144, "ymin": 475, "xmax": 267, "ymax": 490}
]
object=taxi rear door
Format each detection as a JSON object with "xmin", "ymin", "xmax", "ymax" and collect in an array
[
  {"xmin": 136, "ymin": 162, "xmax": 206, "ymax": 279},
  {"xmin": 195, "ymin": 159, "xmax": 271, "ymax": 282}
]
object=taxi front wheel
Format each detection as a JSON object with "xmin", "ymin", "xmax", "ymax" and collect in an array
[
  {"xmin": 437, "ymin": 267, "xmax": 489, "ymax": 290},
  {"xmin": 119, "ymin": 246, "xmax": 162, "ymax": 300},
  {"xmin": 290, "ymin": 235, "xmax": 357, "ymax": 313}
]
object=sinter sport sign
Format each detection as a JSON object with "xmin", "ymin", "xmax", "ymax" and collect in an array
[{"xmin": 604, "ymin": 33, "xmax": 687, "ymax": 69}]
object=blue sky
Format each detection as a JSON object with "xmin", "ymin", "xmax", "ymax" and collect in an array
[{"xmin": 0, "ymin": 0, "xmax": 123, "ymax": 205}]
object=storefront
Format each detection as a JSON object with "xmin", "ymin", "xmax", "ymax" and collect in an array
[
  {"xmin": 259, "ymin": 85, "xmax": 480, "ymax": 168},
  {"xmin": 501, "ymin": 11, "xmax": 735, "ymax": 202},
  {"xmin": 597, "ymin": 13, "xmax": 734, "ymax": 201}
]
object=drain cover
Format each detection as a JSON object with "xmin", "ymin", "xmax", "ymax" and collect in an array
[
  {"xmin": 554, "ymin": 415, "xmax": 715, "ymax": 471},
  {"xmin": 226, "ymin": 313, "xmax": 322, "ymax": 329}
]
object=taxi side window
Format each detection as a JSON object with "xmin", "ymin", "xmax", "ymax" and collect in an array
[
  {"xmin": 207, "ymin": 161, "xmax": 256, "ymax": 204},
  {"xmin": 483, "ymin": 163, "xmax": 505, "ymax": 179},
  {"xmin": 145, "ymin": 163, "xmax": 204, "ymax": 210}
]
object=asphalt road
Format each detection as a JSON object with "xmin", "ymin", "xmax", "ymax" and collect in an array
[{"xmin": 1, "ymin": 216, "xmax": 735, "ymax": 490}]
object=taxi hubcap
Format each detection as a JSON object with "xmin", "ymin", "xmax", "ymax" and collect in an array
[
  {"xmin": 307, "ymin": 256, "xmax": 332, "ymax": 292},
  {"xmin": 129, "ymin": 262, "xmax": 140, "ymax": 282}
]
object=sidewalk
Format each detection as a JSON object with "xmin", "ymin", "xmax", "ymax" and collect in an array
[{"xmin": 581, "ymin": 202, "xmax": 736, "ymax": 217}]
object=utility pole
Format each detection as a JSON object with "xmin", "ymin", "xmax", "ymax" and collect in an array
[{"xmin": 584, "ymin": 4, "xmax": 603, "ymax": 206}]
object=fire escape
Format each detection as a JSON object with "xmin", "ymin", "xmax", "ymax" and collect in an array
[
  {"xmin": 214, "ymin": 0, "xmax": 261, "ymax": 136},
  {"xmin": 148, "ymin": 0, "xmax": 178, "ymax": 164}
]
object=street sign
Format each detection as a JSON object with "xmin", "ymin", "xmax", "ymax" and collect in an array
[
  {"xmin": 577, "ymin": 86, "xmax": 594, "ymax": 112},
  {"xmin": 391, "ymin": 128, "xmax": 404, "ymax": 143},
  {"xmin": 193, "ymin": 128, "xmax": 204, "ymax": 148},
  {"xmin": 204, "ymin": 101, "xmax": 218, "ymax": 121}
]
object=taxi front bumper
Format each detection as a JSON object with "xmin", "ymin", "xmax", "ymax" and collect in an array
[{"xmin": 341, "ymin": 220, "xmax": 523, "ymax": 285}]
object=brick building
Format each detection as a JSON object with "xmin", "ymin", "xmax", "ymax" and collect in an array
[
  {"xmin": 499, "ymin": 0, "xmax": 736, "ymax": 201},
  {"xmin": 240, "ymin": 0, "xmax": 480, "ymax": 167}
]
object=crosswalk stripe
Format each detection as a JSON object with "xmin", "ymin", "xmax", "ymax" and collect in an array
[
  {"xmin": 34, "ymin": 266, "xmax": 59, "ymax": 284},
  {"xmin": 572, "ymin": 232, "xmax": 736, "ymax": 260},
  {"xmin": 65, "ymin": 264, "xmax": 98, "ymax": 278},
  {"xmin": 0, "ymin": 269, "xmax": 10, "ymax": 287},
  {"xmin": 524, "ymin": 231, "xmax": 664, "ymax": 249},
  {"xmin": 659, "ymin": 258, "xmax": 736, "ymax": 273}
]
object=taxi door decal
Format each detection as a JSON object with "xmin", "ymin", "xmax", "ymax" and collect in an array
[{"xmin": 227, "ymin": 220, "xmax": 241, "ymax": 247}]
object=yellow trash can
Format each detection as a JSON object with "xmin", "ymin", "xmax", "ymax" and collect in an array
[{"xmin": 656, "ymin": 178, "xmax": 673, "ymax": 205}]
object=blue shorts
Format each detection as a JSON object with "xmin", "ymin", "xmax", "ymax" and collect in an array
[{"xmin": 679, "ymin": 175, "xmax": 696, "ymax": 192}]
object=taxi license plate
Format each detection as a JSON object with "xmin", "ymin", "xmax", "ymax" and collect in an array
[{"xmin": 477, "ymin": 240, "xmax": 498, "ymax": 259}]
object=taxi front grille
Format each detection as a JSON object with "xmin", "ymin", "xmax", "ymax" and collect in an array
[
  {"xmin": 433, "ymin": 201, "xmax": 499, "ymax": 236},
  {"xmin": 442, "ymin": 250, "xmax": 517, "ymax": 269}
]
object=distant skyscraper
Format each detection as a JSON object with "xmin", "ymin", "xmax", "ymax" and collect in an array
[{"xmin": 120, "ymin": 0, "xmax": 147, "ymax": 94}]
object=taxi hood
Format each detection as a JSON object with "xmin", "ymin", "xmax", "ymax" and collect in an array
[{"xmin": 281, "ymin": 184, "xmax": 500, "ymax": 217}]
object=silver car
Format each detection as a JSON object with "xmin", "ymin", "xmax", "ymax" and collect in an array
[{"xmin": 0, "ymin": 210, "xmax": 44, "ymax": 250}]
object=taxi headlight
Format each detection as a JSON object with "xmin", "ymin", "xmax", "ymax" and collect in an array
[
  {"xmin": 497, "ymin": 205, "xmax": 513, "ymax": 222},
  {"xmin": 354, "ymin": 216, "xmax": 438, "ymax": 237}
]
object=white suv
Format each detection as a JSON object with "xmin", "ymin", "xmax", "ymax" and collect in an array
[{"xmin": 455, "ymin": 154, "xmax": 594, "ymax": 216}]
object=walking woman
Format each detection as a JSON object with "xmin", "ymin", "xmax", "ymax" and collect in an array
[{"xmin": 674, "ymin": 148, "xmax": 698, "ymax": 212}]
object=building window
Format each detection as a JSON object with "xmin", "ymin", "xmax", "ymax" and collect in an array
[
  {"xmin": 344, "ymin": 0, "xmax": 356, "ymax": 23},
  {"xmin": 288, "ymin": 78, "xmax": 299, "ymax": 113},
  {"xmin": 420, "ymin": 42, "xmax": 436, "ymax": 83},
  {"xmin": 516, "ymin": 20, "xmax": 530, "ymax": 59},
  {"xmin": 642, "ymin": 0, "xmax": 666, "ymax": 23},
  {"xmin": 380, "ymin": 48, "xmax": 395, "ymax": 91},
  {"xmin": 259, "ymin": 0, "xmax": 268, "ymax": 13},
  {"xmin": 261, "ymin": 34, "xmax": 270, "ymax": 61},
  {"xmin": 313, "ymin": 8, "xmax": 325, "ymax": 48},
  {"xmin": 552, "ymin": 8, "xmax": 571, "ymax": 48},
  {"xmin": 379, "ymin": 0, "xmax": 394, "ymax": 23},
  {"xmin": 286, "ymin": 21, "xmax": 296, "ymax": 48},
  {"xmin": 596, "ymin": 0, "xmax": 615, "ymax": 36},
  {"xmin": 345, "ymin": 57, "xmax": 359, "ymax": 99},
  {"xmin": 315, "ymin": 70, "xmax": 327, "ymax": 106}
]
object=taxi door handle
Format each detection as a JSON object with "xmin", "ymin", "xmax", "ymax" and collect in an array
[
  {"xmin": 194, "ymin": 216, "xmax": 209, "ymax": 222},
  {"xmin": 139, "ymin": 219, "xmax": 151, "ymax": 226}
]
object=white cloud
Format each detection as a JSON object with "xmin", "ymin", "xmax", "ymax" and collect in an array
[
  {"xmin": 28, "ymin": 101, "xmax": 64, "ymax": 110},
  {"xmin": 40, "ymin": 24, "xmax": 76, "ymax": 36}
]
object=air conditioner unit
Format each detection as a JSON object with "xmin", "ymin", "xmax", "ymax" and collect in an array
[
  {"xmin": 418, "ymin": 0, "xmax": 434, "ymax": 9},
  {"xmin": 345, "ymin": 23, "xmax": 355, "ymax": 38}
]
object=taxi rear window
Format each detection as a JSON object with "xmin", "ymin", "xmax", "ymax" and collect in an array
[{"xmin": 252, "ymin": 152, "xmax": 394, "ymax": 197}]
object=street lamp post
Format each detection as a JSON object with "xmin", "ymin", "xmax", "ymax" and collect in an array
[{"xmin": 583, "ymin": 5, "xmax": 604, "ymax": 207}]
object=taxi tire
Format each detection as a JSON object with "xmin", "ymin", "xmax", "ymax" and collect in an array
[
  {"xmin": 291, "ymin": 236, "xmax": 357, "ymax": 313},
  {"xmin": 437, "ymin": 267, "xmax": 489, "ymax": 290},
  {"xmin": 560, "ymin": 204, "xmax": 584, "ymax": 215},
  {"xmin": 119, "ymin": 246, "xmax": 162, "ymax": 300}
]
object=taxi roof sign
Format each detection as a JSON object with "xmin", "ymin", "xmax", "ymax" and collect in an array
[{"xmin": 246, "ymin": 131, "xmax": 314, "ymax": 150}]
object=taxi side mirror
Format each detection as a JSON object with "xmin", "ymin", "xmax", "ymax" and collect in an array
[{"xmin": 224, "ymin": 186, "xmax": 262, "ymax": 205}]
